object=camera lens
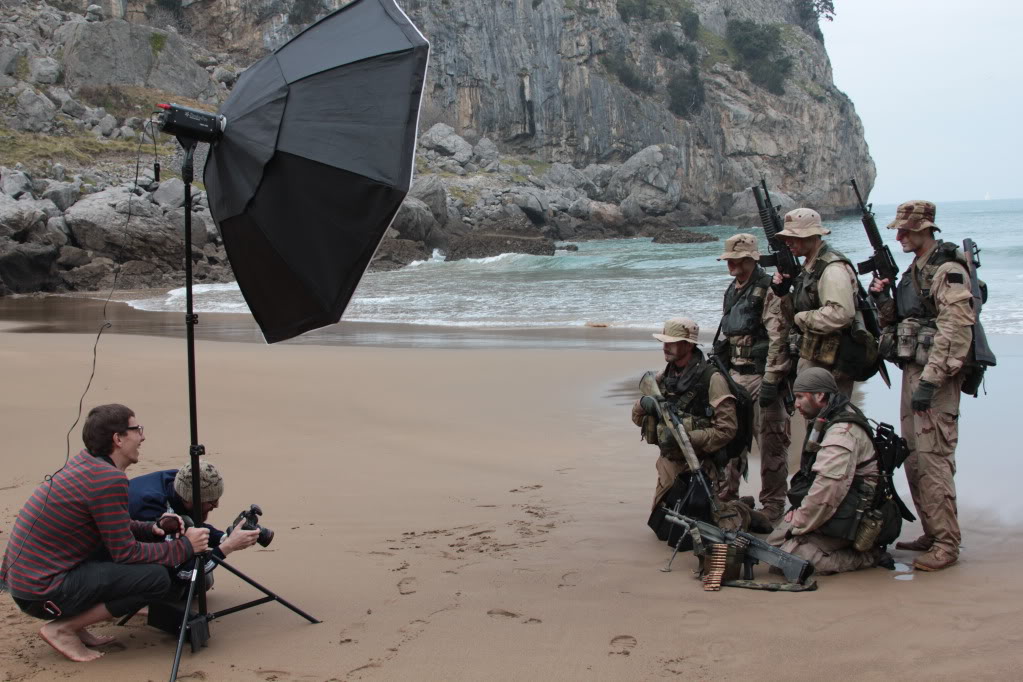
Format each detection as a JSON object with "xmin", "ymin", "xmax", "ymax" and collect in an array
[{"xmin": 257, "ymin": 527, "xmax": 274, "ymax": 547}]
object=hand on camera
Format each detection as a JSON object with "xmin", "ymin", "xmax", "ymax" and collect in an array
[
  {"xmin": 220, "ymin": 520, "xmax": 261, "ymax": 555},
  {"xmin": 154, "ymin": 513, "xmax": 184, "ymax": 537},
  {"xmin": 185, "ymin": 527, "xmax": 210, "ymax": 553}
]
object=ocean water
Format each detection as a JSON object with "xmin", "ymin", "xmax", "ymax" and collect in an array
[{"xmin": 122, "ymin": 199, "xmax": 1023, "ymax": 336}]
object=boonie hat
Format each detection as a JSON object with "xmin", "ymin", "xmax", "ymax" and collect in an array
[
  {"xmin": 718, "ymin": 233, "xmax": 762, "ymax": 261},
  {"xmin": 887, "ymin": 200, "xmax": 940, "ymax": 232},
  {"xmin": 653, "ymin": 317, "xmax": 700, "ymax": 345},
  {"xmin": 174, "ymin": 459, "xmax": 224, "ymax": 503},
  {"xmin": 776, "ymin": 208, "xmax": 830, "ymax": 238}
]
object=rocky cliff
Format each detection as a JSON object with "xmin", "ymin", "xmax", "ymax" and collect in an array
[{"xmin": 0, "ymin": 0, "xmax": 877, "ymax": 295}]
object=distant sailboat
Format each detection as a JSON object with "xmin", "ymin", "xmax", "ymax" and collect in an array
[{"xmin": 984, "ymin": 191, "xmax": 992, "ymax": 200}]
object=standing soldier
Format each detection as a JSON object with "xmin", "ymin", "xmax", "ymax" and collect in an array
[
  {"xmin": 713, "ymin": 234, "xmax": 793, "ymax": 523},
  {"xmin": 773, "ymin": 208, "xmax": 868, "ymax": 398},
  {"xmin": 632, "ymin": 318, "xmax": 768, "ymax": 532},
  {"xmin": 869, "ymin": 200, "xmax": 973, "ymax": 571}
]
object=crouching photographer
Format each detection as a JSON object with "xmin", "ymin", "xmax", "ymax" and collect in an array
[
  {"xmin": 0, "ymin": 404, "xmax": 210, "ymax": 663},
  {"xmin": 128, "ymin": 460, "xmax": 264, "ymax": 594}
]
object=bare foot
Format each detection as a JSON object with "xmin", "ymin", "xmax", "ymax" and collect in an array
[
  {"xmin": 77, "ymin": 629, "xmax": 117, "ymax": 647},
  {"xmin": 39, "ymin": 624, "xmax": 104, "ymax": 662}
]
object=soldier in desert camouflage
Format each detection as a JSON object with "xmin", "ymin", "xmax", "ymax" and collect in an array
[
  {"xmin": 712, "ymin": 234, "xmax": 793, "ymax": 524},
  {"xmin": 869, "ymin": 200, "xmax": 974, "ymax": 572}
]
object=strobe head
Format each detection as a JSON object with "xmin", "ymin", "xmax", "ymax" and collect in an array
[{"xmin": 157, "ymin": 102, "xmax": 226, "ymax": 143}]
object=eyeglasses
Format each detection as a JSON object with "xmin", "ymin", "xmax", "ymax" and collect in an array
[{"xmin": 125, "ymin": 425, "xmax": 144, "ymax": 435}]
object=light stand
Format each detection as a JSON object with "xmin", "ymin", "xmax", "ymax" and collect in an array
[{"xmin": 153, "ymin": 108, "xmax": 320, "ymax": 682}]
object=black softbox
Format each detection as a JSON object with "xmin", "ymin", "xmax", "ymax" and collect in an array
[{"xmin": 204, "ymin": 0, "xmax": 429, "ymax": 343}]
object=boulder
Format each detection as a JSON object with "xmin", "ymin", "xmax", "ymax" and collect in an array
[
  {"xmin": 420, "ymin": 123, "xmax": 472, "ymax": 165},
  {"xmin": 151, "ymin": 177, "xmax": 186, "ymax": 208},
  {"xmin": 212, "ymin": 66, "xmax": 237, "ymax": 86},
  {"xmin": 540, "ymin": 163, "xmax": 597, "ymax": 197},
  {"xmin": 370, "ymin": 237, "xmax": 430, "ymax": 271},
  {"xmin": 64, "ymin": 187, "xmax": 187, "ymax": 269},
  {"xmin": 446, "ymin": 231, "xmax": 556, "ymax": 261},
  {"xmin": 86, "ymin": 4, "xmax": 104, "ymax": 22},
  {"xmin": 14, "ymin": 89, "xmax": 57, "ymax": 132},
  {"xmin": 473, "ymin": 137, "xmax": 499, "ymax": 166},
  {"xmin": 58, "ymin": 245, "xmax": 93, "ymax": 268},
  {"xmin": 608, "ymin": 145, "xmax": 683, "ymax": 216},
  {"xmin": 505, "ymin": 188, "xmax": 548, "ymax": 225},
  {"xmin": 28, "ymin": 57, "xmax": 62, "ymax": 85},
  {"xmin": 61, "ymin": 97, "xmax": 86, "ymax": 118},
  {"xmin": 60, "ymin": 258, "xmax": 115, "ymax": 291},
  {"xmin": 61, "ymin": 20, "xmax": 217, "ymax": 100},
  {"xmin": 391, "ymin": 196, "xmax": 437, "ymax": 244},
  {"xmin": 651, "ymin": 228, "xmax": 718, "ymax": 244},
  {"xmin": 1, "ymin": 168, "xmax": 34, "ymax": 199},
  {"xmin": 0, "ymin": 239, "xmax": 59, "ymax": 293},
  {"xmin": 409, "ymin": 175, "xmax": 447, "ymax": 224},
  {"xmin": 0, "ymin": 194, "xmax": 47, "ymax": 241},
  {"xmin": 42, "ymin": 181, "xmax": 81, "ymax": 212}
]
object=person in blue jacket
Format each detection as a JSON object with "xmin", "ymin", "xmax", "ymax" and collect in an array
[{"xmin": 128, "ymin": 459, "xmax": 259, "ymax": 586}]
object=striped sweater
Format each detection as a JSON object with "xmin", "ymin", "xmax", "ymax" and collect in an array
[{"xmin": 1, "ymin": 450, "xmax": 194, "ymax": 597}]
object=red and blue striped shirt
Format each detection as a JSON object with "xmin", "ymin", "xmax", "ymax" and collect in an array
[{"xmin": 1, "ymin": 450, "xmax": 193, "ymax": 597}]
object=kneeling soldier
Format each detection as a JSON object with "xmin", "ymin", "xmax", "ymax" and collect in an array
[{"xmin": 768, "ymin": 368, "xmax": 880, "ymax": 574}]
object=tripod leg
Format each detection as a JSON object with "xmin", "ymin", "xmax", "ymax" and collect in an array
[
  {"xmin": 169, "ymin": 565, "xmax": 200, "ymax": 682},
  {"xmin": 210, "ymin": 556, "xmax": 320, "ymax": 624}
]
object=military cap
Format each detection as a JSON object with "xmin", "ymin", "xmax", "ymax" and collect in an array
[
  {"xmin": 718, "ymin": 233, "xmax": 763, "ymax": 261},
  {"xmin": 887, "ymin": 200, "xmax": 940, "ymax": 232},
  {"xmin": 653, "ymin": 317, "xmax": 700, "ymax": 345},
  {"xmin": 776, "ymin": 208, "xmax": 831, "ymax": 238}
]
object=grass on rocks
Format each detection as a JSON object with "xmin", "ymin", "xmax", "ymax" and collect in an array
[{"xmin": 0, "ymin": 127, "xmax": 176, "ymax": 175}]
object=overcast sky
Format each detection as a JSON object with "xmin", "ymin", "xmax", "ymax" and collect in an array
[{"xmin": 820, "ymin": 0, "xmax": 1023, "ymax": 204}]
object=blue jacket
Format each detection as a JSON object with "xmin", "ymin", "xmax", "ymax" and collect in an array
[{"xmin": 128, "ymin": 469, "xmax": 226, "ymax": 555}]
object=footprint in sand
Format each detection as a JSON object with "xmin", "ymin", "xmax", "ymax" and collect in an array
[
  {"xmin": 397, "ymin": 577, "xmax": 417, "ymax": 595},
  {"xmin": 487, "ymin": 608, "xmax": 520, "ymax": 619},
  {"xmin": 509, "ymin": 484, "xmax": 543, "ymax": 493},
  {"xmin": 609, "ymin": 635, "xmax": 637, "ymax": 656},
  {"xmin": 558, "ymin": 571, "xmax": 580, "ymax": 588},
  {"xmin": 662, "ymin": 657, "xmax": 688, "ymax": 675}
]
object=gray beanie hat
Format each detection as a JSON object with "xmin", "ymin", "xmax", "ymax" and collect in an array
[
  {"xmin": 174, "ymin": 459, "xmax": 224, "ymax": 503},
  {"xmin": 792, "ymin": 367, "xmax": 838, "ymax": 395}
]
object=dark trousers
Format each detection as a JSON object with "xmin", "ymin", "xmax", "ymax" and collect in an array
[{"xmin": 13, "ymin": 561, "xmax": 172, "ymax": 620}]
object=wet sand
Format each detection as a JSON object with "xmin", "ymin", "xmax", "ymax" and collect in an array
[{"xmin": 0, "ymin": 299, "xmax": 1020, "ymax": 681}]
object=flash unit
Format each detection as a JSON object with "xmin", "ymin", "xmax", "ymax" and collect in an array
[{"xmin": 157, "ymin": 102, "xmax": 226, "ymax": 143}]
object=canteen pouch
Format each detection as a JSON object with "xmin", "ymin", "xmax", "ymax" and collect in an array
[
  {"xmin": 896, "ymin": 319, "xmax": 921, "ymax": 361},
  {"xmin": 915, "ymin": 325, "xmax": 937, "ymax": 366}
]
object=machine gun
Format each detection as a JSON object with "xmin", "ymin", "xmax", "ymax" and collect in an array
[
  {"xmin": 660, "ymin": 507, "xmax": 817, "ymax": 591},
  {"xmin": 638, "ymin": 371, "xmax": 719, "ymax": 514},
  {"xmin": 752, "ymin": 178, "xmax": 800, "ymax": 295},
  {"xmin": 851, "ymin": 178, "xmax": 899, "ymax": 296}
]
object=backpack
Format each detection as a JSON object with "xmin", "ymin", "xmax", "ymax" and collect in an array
[{"xmin": 961, "ymin": 238, "xmax": 996, "ymax": 396}]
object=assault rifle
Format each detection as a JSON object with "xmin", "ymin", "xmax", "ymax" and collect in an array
[
  {"xmin": 851, "ymin": 178, "xmax": 899, "ymax": 295},
  {"xmin": 639, "ymin": 371, "xmax": 719, "ymax": 514},
  {"xmin": 752, "ymin": 178, "xmax": 800, "ymax": 295},
  {"xmin": 660, "ymin": 507, "xmax": 817, "ymax": 590}
]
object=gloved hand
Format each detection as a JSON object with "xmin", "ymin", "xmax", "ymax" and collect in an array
[
  {"xmin": 759, "ymin": 380, "xmax": 779, "ymax": 408},
  {"xmin": 911, "ymin": 380, "xmax": 937, "ymax": 411},
  {"xmin": 639, "ymin": 396, "xmax": 658, "ymax": 416}
]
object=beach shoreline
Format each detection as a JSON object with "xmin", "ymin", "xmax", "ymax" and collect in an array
[{"xmin": 0, "ymin": 310, "xmax": 1020, "ymax": 680}]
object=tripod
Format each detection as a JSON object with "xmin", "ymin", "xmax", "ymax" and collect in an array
[{"xmin": 163, "ymin": 136, "xmax": 320, "ymax": 681}]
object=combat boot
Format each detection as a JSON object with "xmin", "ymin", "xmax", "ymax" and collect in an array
[
  {"xmin": 895, "ymin": 535, "xmax": 933, "ymax": 552},
  {"xmin": 758, "ymin": 505, "xmax": 785, "ymax": 525},
  {"xmin": 912, "ymin": 547, "xmax": 958, "ymax": 572}
]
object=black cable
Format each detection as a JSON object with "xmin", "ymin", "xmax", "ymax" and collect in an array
[{"xmin": 1, "ymin": 121, "xmax": 157, "ymax": 590}]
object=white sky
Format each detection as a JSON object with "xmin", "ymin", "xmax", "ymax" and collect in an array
[{"xmin": 820, "ymin": 0, "xmax": 1023, "ymax": 203}]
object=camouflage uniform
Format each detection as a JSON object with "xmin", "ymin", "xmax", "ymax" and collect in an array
[
  {"xmin": 874, "ymin": 201, "xmax": 974, "ymax": 570},
  {"xmin": 632, "ymin": 318, "xmax": 748, "ymax": 530},
  {"xmin": 768, "ymin": 402, "xmax": 879, "ymax": 575},
  {"xmin": 713, "ymin": 234, "xmax": 793, "ymax": 520},
  {"xmin": 776, "ymin": 209, "xmax": 860, "ymax": 398}
]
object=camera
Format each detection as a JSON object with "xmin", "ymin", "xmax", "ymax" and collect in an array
[
  {"xmin": 156, "ymin": 102, "xmax": 226, "ymax": 143},
  {"xmin": 229, "ymin": 504, "xmax": 274, "ymax": 547}
]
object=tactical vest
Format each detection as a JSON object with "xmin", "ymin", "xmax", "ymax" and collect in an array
[
  {"xmin": 788, "ymin": 244, "xmax": 878, "ymax": 380},
  {"xmin": 656, "ymin": 352, "xmax": 721, "ymax": 464},
  {"xmin": 720, "ymin": 267, "xmax": 772, "ymax": 374},
  {"xmin": 894, "ymin": 240, "xmax": 963, "ymax": 322},
  {"xmin": 787, "ymin": 403, "xmax": 877, "ymax": 542}
]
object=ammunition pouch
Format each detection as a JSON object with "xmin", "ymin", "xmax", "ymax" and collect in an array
[
  {"xmin": 895, "ymin": 319, "xmax": 937, "ymax": 366},
  {"xmin": 817, "ymin": 477, "xmax": 876, "ymax": 541},
  {"xmin": 793, "ymin": 329, "xmax": 840, "ymax": 366},
  {"xmin": 642, "ymin": 415, "xmax": 658, "ymax": 445},
  {"xmin": 728, "ymin": 335, "xmax": 768, "ymax": 374}
]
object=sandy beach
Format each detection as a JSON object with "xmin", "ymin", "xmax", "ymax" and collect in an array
[{"xmin": 0, "ymin": 301, "xmax": 1021, "ymax": 681}]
